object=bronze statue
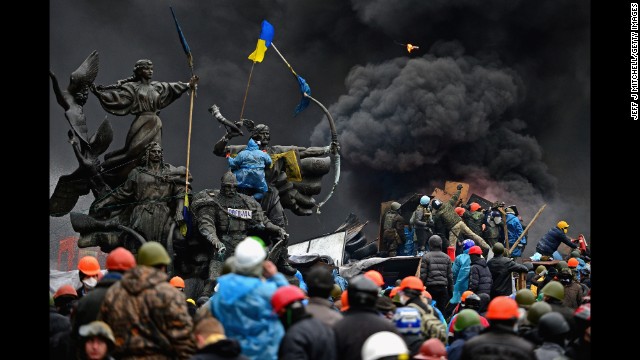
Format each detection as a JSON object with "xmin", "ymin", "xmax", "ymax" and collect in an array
[
  {"xmin": 82, "ymin": 142, "xmax": 190, "ymax": 253},
  {"xmin": 210, "ymin": 105, "xmax": 336, "ymax": 274},
  {"xmin": 49, "ymin": 51, "xmax": 115, "ymax": 216},
  {"xmin": 90, "ymin": 59, "xmax": 197, "ymax": 187},
  {"xmin": 190, "ymin": 171, "xmax": 287, "ymax": 296}
]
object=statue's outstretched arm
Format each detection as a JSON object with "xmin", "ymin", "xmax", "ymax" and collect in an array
[{"xmin": 49, "ymin": 70, "xmax": 70, "ymax": 111}]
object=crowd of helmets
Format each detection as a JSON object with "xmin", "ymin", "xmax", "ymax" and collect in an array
[{"xmin": 50, "ymin": 235, "xmax": 591, "ymax": 360}]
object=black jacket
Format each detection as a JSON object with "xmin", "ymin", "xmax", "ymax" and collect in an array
[
  {"xmin": 487, "ymin": 255, "xmax": 527, "ymax": 297},
  {"xmin": 72, "ymin": 273, "xmax": 122, "ymax": 339},
  {"xmin": 279, "ymin": 317, "xmax": 337, "ymax": 360},
  {"xmin": 190, "ymin": 338, "xmax": 249, "ymax": 360},
  {"xmin": 468, "ymin": 255, "xmax": 492, "ymax": 296},
  {"xmin": 460, "ymin": 324, "xmax": 535, "ymax": 360},
  {"xmin": 334, "ymin": 308, "xmax": 399, "ymax": 360},
  {"xmin": 420, "ymin": 237, "xmax": 453, "ymax": 289}
]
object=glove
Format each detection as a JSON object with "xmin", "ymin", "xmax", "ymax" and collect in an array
[{"xmin": 457, "ymin": 184, "xmax": 463, "ymax": 190}]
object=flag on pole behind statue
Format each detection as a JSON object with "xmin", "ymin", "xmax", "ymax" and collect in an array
[{"xmin": 248, "ymin": 20, "xmax": 274, "ymax": 63}]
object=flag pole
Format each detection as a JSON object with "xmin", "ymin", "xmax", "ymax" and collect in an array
[
  {"xmin": 239, "ymin": 62, "xmax": 256, "ymax": 122},
  {"xmin": 170, "ymin": 6, "xmax": 196, "ymax": 237},
  {"xmin": 271, "ymin": 42, "xmax": 298, "ymax": 79}
]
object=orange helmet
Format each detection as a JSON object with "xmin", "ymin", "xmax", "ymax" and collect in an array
[
  {"xmin": 389, "ymin": 286, "xmax": 400, "ymax": 299},
  {"xmin": 340, "ymin": 290, "xmax": 350, "ymax": 311},
  {"xmin": 567, "ymin": 258, "xmax": 579, "ymax": 268},
  {"xmin": 421, "ymin": 290, "xmax": 432, "ymax": 300},
  {"xmin": 485, "ymin": 296, "xmax": 519, "ymax": 320},
  {"xmin": 469, "ymin": 202, "xmax": 481, "ymax": 212},
  {"xmin": 169, "ymin": 276, "xmax": 186, "ymax": 289},
  {"xmin": 455, "ymin": 207, "xmax": 466, "ymax": 216},
  {"xmin": 461, "ymin": 290, "xmax": 475, "ymax": 302},
  {"xmin": 400, "ymin": 276, "xmax": 424, "ymax": 291},
  {"xmin": 77, "ymin": 256, "xmax": 101, "ymax": 276},
  {"xmin": 54, "ymin": 284, "xmax": 78, "ymax": 299},
  {"xmin": 106, "ymin": 247, "xmax": 136, "ymax": 271},
  {"xmin": 364, "ymin": 270, "xmax": 385, "ymax": 287}
]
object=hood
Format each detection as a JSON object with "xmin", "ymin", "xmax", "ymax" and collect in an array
[
  {"xmin": 246, "ymin": 138, "xmax": 259, "ymax": 150},
  {"xmin": 119, "ymin": 266, "xmax": 168, "ymax": 295},
  {"xmin": 428, "ymin": 235, "xmax": 443, "ymax": 250},
  {"xmin": 470, "ymin": 256, "xmax": 487, "ymax": 267},
  {"xmin": 216, "ymin": 273, "xmax": 263, "ymax": 304}
]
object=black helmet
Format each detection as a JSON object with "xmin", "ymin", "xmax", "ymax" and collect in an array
[
  {"xmin": 432, "ymin": 200, "xmax": 442, "ymax": 210},
  {"xmin": 348, "ymin": 275, "xmax": 379, "ymax": 309},
  {"xmin": 537, "ymin": 312, "xmax": 570, "ymax": 338},
  {"xmin": 463, "ymin": 293, "xmax": 481, "ymax": 311}
]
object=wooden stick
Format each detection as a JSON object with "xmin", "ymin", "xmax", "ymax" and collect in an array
[{"xmin": 508, "ymin": 204, "xmax": 547, "ymax": 255}]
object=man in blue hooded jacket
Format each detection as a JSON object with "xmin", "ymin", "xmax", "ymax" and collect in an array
[
  {"xmin": 209, "ymin": 237, "xmax": 288, "ymax": 360},
  {"xmin": 505, "ymin": 208, "xmax": 526, "ymax": 258}
]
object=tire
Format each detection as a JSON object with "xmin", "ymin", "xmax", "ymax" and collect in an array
[
  {"xmin": 345, "ymin": 234, "xmax": 366, "ymax": 253},
  {"xmin": 351, "ymin": 241, "xmax": 378, "ymax": 260}
]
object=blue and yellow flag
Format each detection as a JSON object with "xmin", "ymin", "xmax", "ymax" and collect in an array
[{"xmin": 248, "ymin": 20, "xmax": 274, "ymax": 63}]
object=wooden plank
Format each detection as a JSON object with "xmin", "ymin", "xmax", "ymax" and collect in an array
[
  {"xmin": 444, "ymin": 181, "xmax": 470, "ymax": 205},
  {"xmin": 431, "ymin": 182, "xmax": 470, "ymax": 207}
]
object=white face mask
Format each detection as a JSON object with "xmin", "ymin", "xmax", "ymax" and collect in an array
[{"xmin": 82, "ymin": 277, "xmax": 98, "ymax": 289}]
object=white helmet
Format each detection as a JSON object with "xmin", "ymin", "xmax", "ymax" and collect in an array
[
  {"xmin": 361, "ymin": 331, "xmax": 409, "ymax": 360},
  {"xmin": 420, "ymin": 195, "xmax": 431, "ymax": 206},
  {"xmin": 234, "ymin": 237, "xmax": 267, "ymax": 272}
]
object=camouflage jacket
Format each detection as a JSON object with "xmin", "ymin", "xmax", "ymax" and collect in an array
[
  {"xmin": 434, "ymin": 189, "xmax": 463, "ymax": 230},
  {"xmin": 99, "ymin": 265, "xmax": 196, "ymax": 360}
]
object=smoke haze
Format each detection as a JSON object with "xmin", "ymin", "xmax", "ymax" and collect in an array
[{"xmin": 50, "ymin": 0, "xmax": 589, "ymax": 267}]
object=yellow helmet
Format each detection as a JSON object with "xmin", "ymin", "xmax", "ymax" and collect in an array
[{"xmin": 556, "ymin": 220, "xmax": 569, "ymax": 233}]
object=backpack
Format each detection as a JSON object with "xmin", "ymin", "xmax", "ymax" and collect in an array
[{"xmin": 407, "ymin": 302, "xmax": 448, "ymax": 344}]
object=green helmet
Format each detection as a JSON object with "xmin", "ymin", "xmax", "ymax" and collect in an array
[
  {"xmin": 541, "ymin": 281, "xmax": 564, "ymax": 301},
  {"xmin": 137, "ymin": 241, "xmax": 171, "ymax": 267},
  {"xmin": 556, "ymin": 261, "xmax": 568, "ymax": 270},
  {"xmin": 492, "ymin": 242, "xmax": 504, "ymax": 255},
  {"xmin": 454, "ymin": 309, "xmax": 481, "ymax": 332},
  {"xmin": 570, "ymin": 250, "xmax": 581, "ymax": 258},
  {"xmin": 535, "ymin": 265, "xmax": 546, "ymax": 274},
  {"xmin": 515, "ymin": 289, "xmax": 535, "ymax": 308},
  {"xmin": 390, "ymin": 202, "xmax": 401, "ymax": 211},
  {"xmin": 526, "ymin": 301, "xmax": 552, "ymax": 325}
]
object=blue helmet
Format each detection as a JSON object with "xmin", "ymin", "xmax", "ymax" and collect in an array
[
  {"xmin": 420, "ymin": 195, "xmax": 431, "ymax": 206},
  {"xmin": 463, "ymin": 239, "xmax": 475, "ymax": 251},
  {"xmin": 393, "ymin": 307, "xmax": 422, "ymax": 335}
]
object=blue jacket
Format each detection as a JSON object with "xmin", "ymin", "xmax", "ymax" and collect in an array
[
  {"xmin": 506, "ymin": 214, "xmax": 525, "ymax": 257},
  {"xmin": 210, "ymin": 273, "xmax": 288, "ymax": 360},
  {"xmin": 536, "ymin": 227, "xmax": 577, "ymax": 256},
  {"xmin": 228, "ymin": 138, "xmax": 272, "ymax": 193},
  {"xmin": 450, "ymin": 250, "xmax": 471, "ymax": 304}
]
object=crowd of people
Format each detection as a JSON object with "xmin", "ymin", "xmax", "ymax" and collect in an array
[{"xmin": 51, "ymin": 221, "xmax": 591, "ymax": 360}]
